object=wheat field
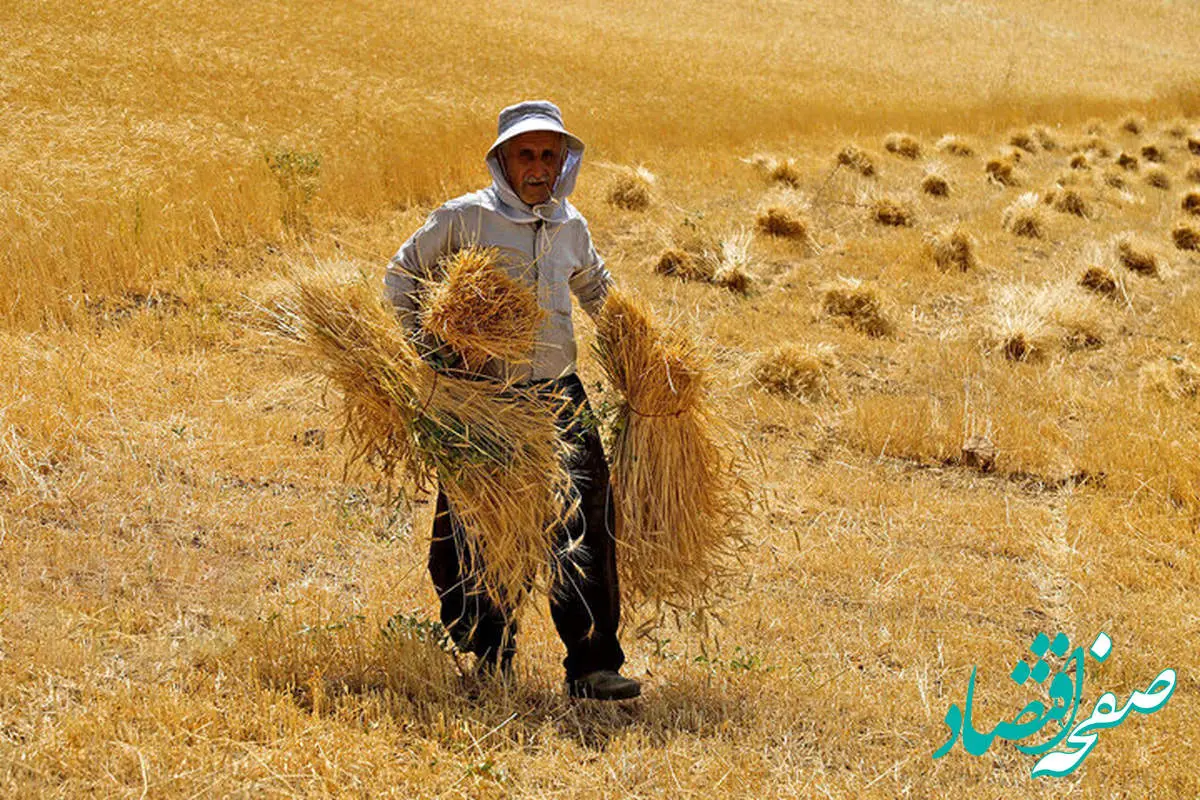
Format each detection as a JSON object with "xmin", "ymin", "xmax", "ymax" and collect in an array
[{"xmin": 3, "ymin": 0, "xmax": 1200, "ymax": 796}]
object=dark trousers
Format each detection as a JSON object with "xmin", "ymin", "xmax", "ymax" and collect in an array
[{"xmin": 427, "ymin": 373, "xmax": 624, "ymax": 681}]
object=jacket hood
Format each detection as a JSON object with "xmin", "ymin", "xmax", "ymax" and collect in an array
[{"xmin": 485, "ymin": 100, "xmax": 584, "ymax": 224}]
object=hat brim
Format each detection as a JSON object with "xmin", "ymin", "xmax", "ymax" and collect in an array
[{"xmin": 488, "ymin": 118, "xmax": 584, "ymax": 156}]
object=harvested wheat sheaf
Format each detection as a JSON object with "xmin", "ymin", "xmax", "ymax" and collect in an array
[
  {"xmin": 1182, "ymin": 191, "xmax": 1200, "ymax": 216},
  {"xmin": 1102, "ymin": 169, "xmax": 1128, "ymax": 190},
  {"xmin": 606, "ymin": 167, "xmax": 654, "ymax": 211},
  {"xmin": 927, "ymin": 225, "xmax": 976, "ymax": 271},
  {"xmin": 921, "ymin": 172, "xmax": 950, "ymax": 197},
  {"xmin": 1145, "ymin": 168, "xmax": 1171, "ymax": 190},
  {"xmin": 770, "ymin": 158, "xmax": 801, "ymax": 187},
  {"xmin": 1173, "ymin": 223, "xmax": 1200, "ymax": 251},
  {"xmin": 286, "ymin": 273, "xmax": 572, "ymax": 608},
  {"xmin": 1033, "ymin": 126, "xmax": 1060, "ymax": 151},
  {"xmin": 1009, "ymin": 130, "xmax": 1038, "ymax": 154},
  {"xmin": 986, "ymin": 157, "xmax": 1018, "ymax": 186},
  {"xmin": 653, "ymin": 247, "xmax": 713, "ymax": 283},
  {"xmin": 986, "ymin": 283, "xmax": 1109, "ymax": 361},
  {"xmin": 1140, "ymin": 144, "xmax": 1166, "ymax": 164},
  {"xmin": 1072, "ymin": 135, "xmax": 1112, "ymax": 158},
  {"xmin": 1120, "ymin": 114, "xmax": 1145, "ymax": 135},
  {"xmin": 1048, "ymin": 187, "xmax": 1091, "ymax": 217},
  {"xmin": 872, "ymin": 196, "xmax": 915, "ymax": 227},
  {"xmin": 836, "ymin": 144, "xmax": 877, "ymax": 176},
  {"xmin": 821, "ymin": 277, "xmax": 894, "ymax": 337},
  {"xmin": 884, "ymin": 132, "xmax": 921, "ymax": 159},
  {"xmin": 1079, "ymin": 266, "xmax": 1119, "ymax": 298},
  {"xmin": 1117, "ymin": 152, "xmax": 1139, "ymax": 171},
  {"xmin": 752, "ymin": 343, "xmax": 838, "ymax": 401},
  {"xmin": 755, "ymin": 205, "xmax": 809, "ymax": 240},
  {"xmin": 936, "ymin": 134, "xmax": 974, "ymax": 157},
  {"xmin": 1003, "ymin": 193, "xmax": 1045, "ymax": 238},
  {"xmin": 1115, "ymin": 234, "xmax": 1160, "ymax": 276},
  {"xmin": 594, "ymin": 290, "xmax": 747, "ymax": 619},
  {"xmin": 420, "ymin": 246, "xmax": 545, "ymax": 369}
]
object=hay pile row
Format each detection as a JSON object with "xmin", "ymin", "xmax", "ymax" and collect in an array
[
  {"xmin": 594, "ymin": 290, "xmax": 747, "ymax": 622},
  {"xmin": 281, "ymin": 253, "xmax": 571, "ymax": 608}
]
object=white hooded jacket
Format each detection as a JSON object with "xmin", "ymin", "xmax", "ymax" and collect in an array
[{"xmin": 383, "ymin": 102, "xmax": 613, "ymax": 383}]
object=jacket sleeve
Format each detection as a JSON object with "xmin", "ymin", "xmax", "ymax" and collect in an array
[
  {"xmin": 569, "ymin": 217, "xmax": 614, "ymax": 321},
  {"xmin": 383, "ymin": 206, "xmax": 457, "ymax": 334}
]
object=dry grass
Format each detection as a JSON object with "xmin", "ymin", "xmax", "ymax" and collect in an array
[
  {"xmin": 1189, "ymin": 136, "xmax": 1200, "ymax": 155},
  {"xmin": 1002, "ymin": 192, "xmax": 1046, "ymax": 238},
  {"xmin": 419, "ymin": 246, "xmax": 545, "ymax": 370},
  {"xmin": 752, "ymin": 343, "xmax": 838, "ymax": 400},
  {"xmin": 1069, "ymin": 152, "xmax": 1090, "ymax": 169},
  {"xmin": 1115, "ymin": 233, "xmax": 1161, "ymax": 275},
  {"xmin": 1187, "ymin": 163, "xmax": 1200, "ymax": 183},
  {"xmin": 1116, "ymin": 151, "xmax": 1140, "ymax": 170},
  {"xmin": 1173, "ymin": 222, "xmax": 1200, "ymax": 250},
  {"xmin": 820, "ymin": 277, "xmax": 895, "ymax": 336},
  {"xmin": 835, "ymin": 144, "xmax": 877, "ymax": 176},
  {"xmin": 935, "ymin": 134, "xmax": 975, "ymax": 156},
  {"xmin": 594, "ymin": 290, "xmax": 746, "ymax": 618},
  {"xmin": 871, "ymin": 196, "xmax": 916, "ymax": 226},
  {"xmin": 606, "ymin": 166, "xmax": 656, "ymax": 211},
  {"xmin": 883, "ymin": 132, "xmax": 921, "ymax": 159},
  {"xmin": 926, "ymin": 225, "xmax": 976, "ymax": 271},
  {"xmin": 1138, "ymin": 356, "xmax": 1200, "ymax": 399}
]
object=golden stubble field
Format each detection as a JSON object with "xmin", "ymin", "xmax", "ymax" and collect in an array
[{"xmin": 3, "ymin": 0, "xmax": 1200, "ymax": 796}]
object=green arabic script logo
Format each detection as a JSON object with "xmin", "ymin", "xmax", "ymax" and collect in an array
[{"xmin": 933, "ymin": 632, "xmax": 1176, "ymax": 778}]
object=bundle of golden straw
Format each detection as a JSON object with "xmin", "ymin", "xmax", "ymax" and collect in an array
[
  {"xmin": 279, "ymin": 271, "xmax": 572, "ymax": 608},
  {"xmin": 419, "ymin": 246, "xmax": 545, "ymax": 370},
  {"xmin": 594, "ymin": 289, "xmax": 747, "ymax": 622}
]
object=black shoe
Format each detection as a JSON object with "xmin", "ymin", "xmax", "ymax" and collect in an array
[{"xmin": 566, "ymin": 670, "xmax": 641, "ymax": 701}]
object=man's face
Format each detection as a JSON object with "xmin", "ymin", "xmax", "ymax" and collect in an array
[{"xmin": 501, "ymin": 130, "xmax": 565, "ymax": 206}]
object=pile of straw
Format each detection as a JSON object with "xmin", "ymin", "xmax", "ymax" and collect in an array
[
  {"xmin": 594, "ymin": 290, "xmax": 746, "ymax": 621},
  {"xmin": 282, "ymin": 271, "xmax": 571, "ymax": 608},
  {"xmin": 419, "ymin": 247, "xmax": 544, "ymax": 370}
]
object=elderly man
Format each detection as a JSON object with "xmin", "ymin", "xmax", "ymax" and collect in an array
[{"xmin": 384, "ymin": 101, "xmax": 640, "ymax": 701}]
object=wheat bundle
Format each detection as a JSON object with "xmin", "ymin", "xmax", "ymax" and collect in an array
[
  {"xmin": 419, "ymin": 246, "xmax": 545, "ymax": 370},
  {"xmin": 1173, "ymin": 223, "xmax": 1200, "ymax": 251},
  {"xmin": 285, "ymin": 273, "xmax": 572, "ymax": 608},
  {"xmin": 936, "ymin": 134, "xmax": 975, "ymax": 157},
  {"xmin": 594, "ymin": 290, "xmax": 746, "ymax": 619}
]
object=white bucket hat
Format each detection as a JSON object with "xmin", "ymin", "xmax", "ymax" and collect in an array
[{"xmin": 488, "ymin": 100, "xmax": 584, "ymax": 156}]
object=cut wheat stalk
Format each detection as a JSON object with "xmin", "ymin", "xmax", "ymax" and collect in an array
[{"xmin": 594, "ymin": 289, "xmax": 748, "ymax": 627}]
